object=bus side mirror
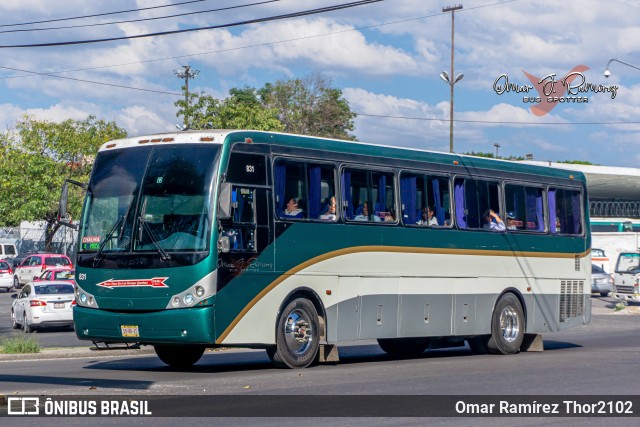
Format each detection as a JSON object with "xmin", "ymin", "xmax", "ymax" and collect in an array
[
  {"xmin": 218, "ymin": 182, "xmax": 232, "ymax": 220},
  {"xmin": 58, "ymin": 179, "xmax": 87, "ymax": 231}
]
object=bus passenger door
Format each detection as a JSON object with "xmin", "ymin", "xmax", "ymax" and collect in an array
[{"xmin": 218, "ymin": 186, "xmax": 274, "ymax": 277}]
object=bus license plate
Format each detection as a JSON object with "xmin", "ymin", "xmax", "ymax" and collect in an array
[
  {"xmin": 54, "ymin": 303, "xmax": 64, "ymax": 309},
  {"xmin": 121, "ymin": 325, "xmax": 139, "ymax": 337}
]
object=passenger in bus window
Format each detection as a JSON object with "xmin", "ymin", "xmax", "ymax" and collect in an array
[
  {"xmin": 354, "ymin": 201, "xmax": 381, "ymax": 222},
  {"xmin": 483, "ymin": 210, "xmax": 506, "ymax": 231},
  {"xmin": 383, "ymin": 207, "xmax": 396, "ymax": 222},
  {"xmin": 320, "ymin": 197, "xmax": 337, "ymax": 221},
  {"xmin": 417, "ymin": 206, "xmax": 438, "ymax": 226},
  {"xmin": 506, "ymin": 212, "xmax": 518, "ymax": 230},
  {"xmin": 284, "ymin": 197, "xmax": 304, "ymax": 218}
]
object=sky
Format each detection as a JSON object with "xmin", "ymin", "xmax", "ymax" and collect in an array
[{"xmin": 0, "ymin": 0, "xmax": 639, "ymax": 166}]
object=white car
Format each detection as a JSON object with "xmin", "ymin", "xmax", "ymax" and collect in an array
[
  {"xmin": 0, "ymin": 260, "xmax": 13, "ymax": 292},
  {"xmin": 11, "ymin": 281, "xmax": 76, "ymax": 333}
]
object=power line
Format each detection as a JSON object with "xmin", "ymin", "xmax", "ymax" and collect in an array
[
  {"xmin": 0, "ymin": 0, "xmax": 212, "ymax": 28},
  {"xmin": 0, "ymin": 0, "xmax": 283, "ymax": 35},
  {"xmin": 0, "ymin": 0, "xmax": 520, "ymax": 79},
  {"xmin": 0, "ymin": 0, "xmax": 385, "ymax": 48},
  {"xmin": 0, "ymin": 64, "xmax": 181, "ymax": 96},
  {"xmin": 0, "ymin": 0, "xmax": 543, "ymax": 106}
]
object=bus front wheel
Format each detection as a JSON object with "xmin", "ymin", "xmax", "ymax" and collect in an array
[
  {"xmin": 154, "ymin": 345, "xmax": 206, "ymax": 369},
  {"xmin": 268, "ymin": 298, "xmax": 320, "ymax": 369},
  {"xmin": 486, "ymin": 293, "xmax": 524, "ymax": 354}
]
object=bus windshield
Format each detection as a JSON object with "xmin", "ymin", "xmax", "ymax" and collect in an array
[{"xmin": 79, "ymin": 144, "xmax": 219, "ymax": 255}]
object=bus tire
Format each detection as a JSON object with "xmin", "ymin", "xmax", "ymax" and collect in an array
[
  {"xmin": 154, "ymin": 345, "xmax": 206, "ymax": 369},
  {"xmin": 487, "ymin": 293, "xmax": 524, "ymax": 355},
  {"xmin": 269, "ymin": 298, "xmax": 320, "ymax": 369},
  {"xmin": 377, "ymin": 338, "xmax": 430, "ymax": 357}
]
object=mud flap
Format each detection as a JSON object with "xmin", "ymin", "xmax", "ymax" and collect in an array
[
  {"xmin": 318, "ymin": 344, "xmax": 340, "ymax": 363},
  {"xmin": 520, "ymin": 333, "xmax": 544, "ymax": 352}
]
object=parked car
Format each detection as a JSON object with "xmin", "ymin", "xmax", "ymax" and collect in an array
[
  {"xmin": 0, "ymin": 259, "xmax": 13, "ymax": 292},
  {"xmin": 13, "ymin": 253, "xmax": 73, "ymax": 289},
  {"xmin": 0, "ymin": 240, "xmax": 17, "ymax": 262},
  {"xmin": 592, "ymin": 248, "xmax": 610, "ymax": 273},
  {"xmin": 591, "ymin": 264, "xmax": 612, "ymax": 297},
  {"xmin": 36, "ymin": 268, "xmax": 76, "ymax": 283},
  {"xmin": 11, "ymin": 281, "xmax": 76, "ymax": 333}
]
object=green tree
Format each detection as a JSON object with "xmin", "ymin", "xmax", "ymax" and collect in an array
[
  {"xmin": 259, "ymin": 73, "xmax": 356, "ymax": 140},
  {"xmin": 557, "ymin": 160, "xmax": 595, "ymax": 165},
  {"xmin": 175, "ymin": 73, "xmax": 356, "ymax": 139},
  {"xmin": 175, "ymin": 87, "xmax": 283, "ymax": 131},
  {"xmin": 0, "ymin": 116, "xmax": 127, "ymax": 241}
]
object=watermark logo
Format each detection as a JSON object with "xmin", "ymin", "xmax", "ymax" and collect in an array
[
  {"xmin": 7, "ymin": 397, "xmax": 40, "ymax": 415},
  {"xmin": 493, "ymin": 65, "xmax": 618, "ymax": 116}
]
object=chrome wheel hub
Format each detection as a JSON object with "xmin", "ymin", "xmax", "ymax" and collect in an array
[
  {"xmin": 284, "ymin": 310, "xmax": 313, "ymax": 355},
  {"xmin": 499, "ymin": 306, "xmax": 520, "ymax": 343}
]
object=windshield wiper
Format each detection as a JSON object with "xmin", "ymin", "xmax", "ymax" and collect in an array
[
  {"xmin": 138, "ymin": 217, "xmax": 171, "ymax": 262},
  {"xmin": 93, "ymin": 216, "xmax": 124, "ymax": 267}
]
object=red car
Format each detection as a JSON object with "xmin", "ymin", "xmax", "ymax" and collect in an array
[
  {"xmin": 13, "ymin": 253, "xmax": 73, "ymax": 289},
  {"xmin": 36, "ymin": 268, "xmax": 76, "ymax": 283}
]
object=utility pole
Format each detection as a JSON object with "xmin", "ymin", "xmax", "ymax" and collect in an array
[
  {"xmin": 442, "ymin": 4, "xmax": 463, "ymax": 153},
  {"xmin": 173, "ymin": 65, "xmax": 200, "ymax": 129}
]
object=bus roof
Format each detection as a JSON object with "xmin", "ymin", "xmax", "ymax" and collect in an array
[{"xmin": 99, "ymin": 129, "xmax": 587, "ymax": 183}]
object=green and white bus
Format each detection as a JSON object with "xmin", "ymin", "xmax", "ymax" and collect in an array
[{"xmin": 62, "ymin": 130, "xmax": 591, "ymax": 368}]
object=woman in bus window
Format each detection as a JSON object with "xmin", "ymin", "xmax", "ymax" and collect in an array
[
  {"xmin": 354, "ymin": 201, "xmax": 381, "ymax": 222},
  {"xmin": 284, "ymin": 197, "xmax": 304, "ymax": 218},
  {"xmin": 320, "ymin": 197, "xmax": 337, "ymax": 221}
]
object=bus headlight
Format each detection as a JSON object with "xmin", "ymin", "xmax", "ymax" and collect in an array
[
  {"xmin": 184, "ymin": 294, "xmax": 194, "ymax": 305},
  {"xmin": 165, "ymin": 271, "xmax": 217, "ymax": 309},
  {"xmin": 76, "ymin": 285, "xmax": 99, "ymax": 308}
]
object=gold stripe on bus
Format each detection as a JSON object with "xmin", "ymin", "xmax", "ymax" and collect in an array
[{"xmin": 215, "ymin": 245, "xmax": 589, "ymax": 344}]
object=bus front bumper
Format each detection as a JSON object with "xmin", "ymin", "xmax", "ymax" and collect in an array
[
  {"xmin": 612, "ymin": 292, "xmax": 640, "ymax": 303},
  {"xmin": 73, "ymin": 305, "xmax": 216, "ymax": 345}
]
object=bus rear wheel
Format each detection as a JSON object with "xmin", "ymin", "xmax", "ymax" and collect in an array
[
  {"xmin": 377, "ymin": 338, "xmax": 430, "ymax": 357},
  {"xmin": 486, "ymin": 293, "xmax": 524, "ymax": 354},
  {"xmin": 154, "ymin": 345, "xmax": 206, "ymax": 368},
  {"xmin": 268, "ymin": 298, "xmax": 320, "ymax": 369}
]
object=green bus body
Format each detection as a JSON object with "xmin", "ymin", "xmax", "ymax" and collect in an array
[{"xmin": 73, "ymin": 130, "xmax": 591, "ymax": 366}]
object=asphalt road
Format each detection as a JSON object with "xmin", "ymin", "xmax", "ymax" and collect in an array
[{"xmin": 1, "ymin": 295, "xmax": 639, "ymax": 426}]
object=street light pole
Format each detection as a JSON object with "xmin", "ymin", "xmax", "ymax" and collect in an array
[
  {"xmin": 604, "ymin": 58, "xmax": 640, "ymax": 77},
  {"xmin": 173, "ymin": 65, "xmax": 200, "ymax": 129},
  {"xmin": 442, "ymin": 4, "xmax": 463, "ymax": 153}
]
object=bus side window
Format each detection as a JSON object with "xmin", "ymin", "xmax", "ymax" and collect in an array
[
  {"xmin": 454, "ymin": 177, "xmax": 500, "ymax": 230},
  {"xmin": 343, "ymin": 168, "xmax": 395, "ymax": 223},
  {"xmin": 551, "ymin": 188, "xmax": 583, "ymax": 235},
  {"xmin": 274, "ymin": 160, "xmax": 336, "ymax": 221},
  {"xmin": 504, "ymin": 184, "xmax": 545, "ymax": 232},
  {"xmin": 400, "ymin": 172, "xmax": 450, "ymax": 226}
]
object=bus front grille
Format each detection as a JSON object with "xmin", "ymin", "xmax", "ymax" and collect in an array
[
  {"xmin": 615, "ymin": 285, "xmax": 635, "ymax": 294},
  {"xmin": 559, "ymin": 280, "xmax": 584, "ymax": 322}
]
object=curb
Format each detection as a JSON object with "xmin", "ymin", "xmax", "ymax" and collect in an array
[
  {"xmin": 0, "ymin": 346, "xmax": 243, "ymax": 362},
  {"xmin": 0, "ymin": 346, "xmax": 156, "ymax": 362}
]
